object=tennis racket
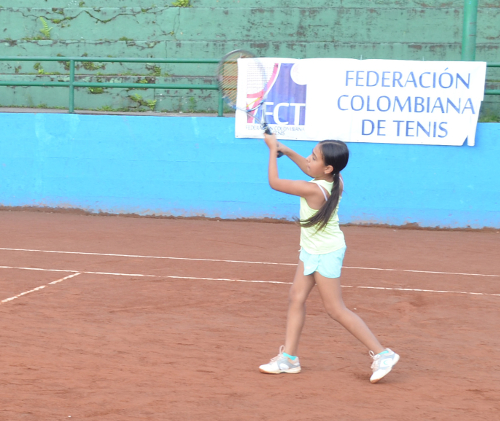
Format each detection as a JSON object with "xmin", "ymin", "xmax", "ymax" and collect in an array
[{"xmin": 217, "ymin": 49, "xmax": 283, "ymax": 157}]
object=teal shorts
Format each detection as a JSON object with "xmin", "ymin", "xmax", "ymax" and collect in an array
[{"xmin": 299, "ymin": 246, "xmax": 346, "ymax": 279}]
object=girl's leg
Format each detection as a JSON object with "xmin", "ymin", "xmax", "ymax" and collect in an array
[
  {"xmin": 313, "ymin": 272, "xmax": 385, "ymax": 354},
  {"xmin": 283, "ymin": 259, "xmax": 316, "ymax": 357}
]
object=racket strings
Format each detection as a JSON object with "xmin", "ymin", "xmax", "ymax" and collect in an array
[
  {"xmin": 247, "ymin": 62, "xmax": 279, "ymax": 114},
  {"xmin": 219, "ymin": 60, "xmax": 239, "ymax": 105},
  {"xmin": 218, "ymin": 51, "xmax": 276, "ymax": 118},
  {"xmin": 218, "ymin": 50, "xmax": 255, "ymax": 107}
]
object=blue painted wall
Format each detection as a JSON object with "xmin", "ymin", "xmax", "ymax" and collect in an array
[{"xmin": 0, "ymin": 113, "xmax": 499, "ymax": 228}]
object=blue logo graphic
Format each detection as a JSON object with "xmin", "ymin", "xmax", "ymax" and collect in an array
[{"xmin": 253, "ymin": 63, "xmax": 307, "ymax": 126}]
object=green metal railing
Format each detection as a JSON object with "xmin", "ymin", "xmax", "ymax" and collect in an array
[
  {"xmin": 485, "ymin": 63, "xmax": 500, "ymax": 96},
  {"xmin": 0, "ymin": 56, "xmax": 224, "ymax": 115},
  {"xmin": 0, "ymin": 57, "xmax": 498, "ymax": 115}
]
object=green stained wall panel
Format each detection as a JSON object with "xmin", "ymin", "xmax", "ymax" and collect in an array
[
  {"xmin": 6, "ymin": 1, "xmax": 493, "ymax": 8},
  {"xmin": 0, "ymin": 0, "xmax": 498, "ymax": 117},
  {"xmin": 0, "ymin": 7, "xmax": 469, "ymax": 43},
  {"xmin": 1, "ymin": 6, "xmax": 498, "ymax": 44},
  {"xmin": 0, "ymin": 8, "xmax": 180, "ymax": 41}
]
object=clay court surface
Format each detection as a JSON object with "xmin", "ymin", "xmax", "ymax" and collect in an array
[{"xmin": 0, "ymin": 210, "xmax": 499, "ymax": 420}]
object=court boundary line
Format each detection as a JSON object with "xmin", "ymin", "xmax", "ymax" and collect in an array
[
  {"xmin": 0, "ymin": 272, "xmax": 80, "ymax": 304},
  {"xmin": 0, "ymin": 247, "xmax": 499, "ymax": 278},
  {"xmin": 0, "ymin": 265, "xmax": 499, "ymax": 298}
]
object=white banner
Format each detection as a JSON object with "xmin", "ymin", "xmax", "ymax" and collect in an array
[{"xmin": 235, "ymin": 58, "xmax": 487, "ymax": 146}]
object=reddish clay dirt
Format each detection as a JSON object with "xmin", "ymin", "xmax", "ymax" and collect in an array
[{"xmin": 0, "ymin": 210, "xmax": 499, "ymax": 421}]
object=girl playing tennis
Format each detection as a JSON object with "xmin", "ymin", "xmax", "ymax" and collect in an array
[{"xmin": 259, "ymin": 133, "xmax": 399, "ymax": 383}]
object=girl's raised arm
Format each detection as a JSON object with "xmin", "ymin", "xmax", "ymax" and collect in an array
[
  {"xmin": 264, "ymin": 133, "xmax": 319, "ymax": 199},
  {"xmin": 276, "ymin": 142, "xmax": 310, "ymax": 177}
]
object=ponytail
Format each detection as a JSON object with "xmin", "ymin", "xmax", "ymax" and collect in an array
[{"xmin": 298, "ymin": 140, "xmax": 349, "ymax": 231}]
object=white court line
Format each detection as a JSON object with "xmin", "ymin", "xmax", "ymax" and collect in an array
[
  {"xmin": 0, "ymin": 247, "xmax": 294, "ymax": 266},
  {"xmin": 0, "ymin": 265, "xmax": 290, "ymax": 283},
  {"xmin": 1, "ymin": 273, "xmax": 80, "ymax": 304},
  {"xmin": 341, "ymin": 285, "xmax": 500, "ymax": 297},
  {"xmin": 0, "ymin": 247, "xmax": 499, "ymax": 278},
  {"xmin": 344, "ymin": 266, "xmax": 500, "ymax": 278},
  {"xmin": 0, "ymin": 265, "xmax": 499, "ymax": 298}
]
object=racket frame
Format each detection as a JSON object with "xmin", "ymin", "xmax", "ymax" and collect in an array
[
  {"xmin": 217, "ymin": 49, "xmax": 272, "ymax": 133},
  {"xmin": 217, "ymin": 49, "xmax": 283, "ymax": 156}
]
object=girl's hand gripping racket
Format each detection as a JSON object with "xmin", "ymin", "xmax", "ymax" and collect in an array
[{"xmin": 217, "ymin": 49, "xmax": 283, "ymax": 157}]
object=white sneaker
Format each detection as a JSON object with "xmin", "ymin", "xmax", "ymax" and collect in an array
[
  {"xmin": 369, "ymin": 348, "xmax": 400, "ymax": 383},
  {"xmin": 259, "ymin": 345, "xmax": 301, "ymax": 374}
]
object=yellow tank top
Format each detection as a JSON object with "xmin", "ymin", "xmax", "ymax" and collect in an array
[{"xmin": 299, "ymin": 179, "xmax": 346, "ymax": 254}]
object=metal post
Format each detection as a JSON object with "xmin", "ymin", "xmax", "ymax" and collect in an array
[
  {"xmin": 69, "ymin": 59, "xmax": 75, "ymax": 113},
  {"xmin": 461, "ymin": 0, "xmax": 479, "ymax": 61}
]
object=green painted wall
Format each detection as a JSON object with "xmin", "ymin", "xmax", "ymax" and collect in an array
[{"xmin": 0, "ymin": 1, "xmax": 498, "ymax": 116}]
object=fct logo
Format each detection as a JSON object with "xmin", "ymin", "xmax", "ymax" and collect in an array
[{"xmin": 249, "ymin": 63, "xmax": 307, "ymax": 126}]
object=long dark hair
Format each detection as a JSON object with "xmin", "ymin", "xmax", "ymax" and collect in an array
[{"xmin": 299, "ymin": 140, "xmax": 349, "ymax": 230}]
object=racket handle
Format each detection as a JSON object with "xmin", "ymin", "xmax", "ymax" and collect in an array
[
  {"xmin": 262, "ymin": 122, "xmax": 272, "ymax": 135},
  {"xmin": 262, "ymin": 123, "xmax": 283, "ymax": 158}
]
